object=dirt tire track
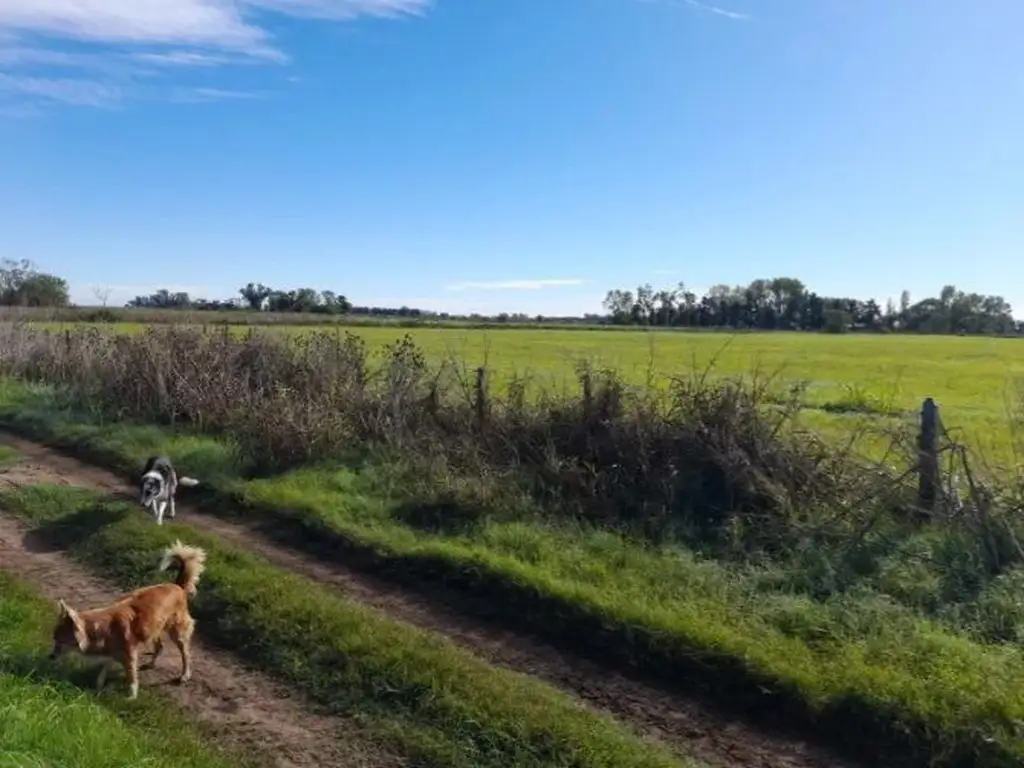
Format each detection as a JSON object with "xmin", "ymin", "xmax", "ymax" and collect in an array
[
  {"xmin": 0, "ymin": 432, "xmax": 858, "ymax": 768},
  {"xmin": 0, "ymin": 466, "xmax": 403, "ymax": 768}
]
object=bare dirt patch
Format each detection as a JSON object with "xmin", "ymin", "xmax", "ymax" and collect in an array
[{"xmin": 0, "ymin": 431, "xmax": 859, "ymax": 768}]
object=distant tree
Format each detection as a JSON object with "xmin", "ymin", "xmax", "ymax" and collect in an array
[
  {"xmin": 18, "ymin": 273, "xmax": 71, "ymax": 307},
  {"xmin": 823, "ymin": 308, "xmax": 852, "ymax": 334},
  {"xmin": 92, "ymin": 285, "xmax": 112, "ymax": 307},
  {"xmin": 634, "ymin": 283, "xmax": 656, "ymax": 325},
  {"xmin": 127, "ymin": 288, "xmax": 192, "ymax": 309},
  {"xmin": 602, "ymin": 289, "xmax": 634, "ymax": 324},
  {"xmin": 239, "ymin": 282, "xmax": 273, "ymax": 311},
  {"xmin": 859, "ymin": 299, "xmax": 882, "ymax": 330},
  {"xmin": 653, "ymin": 289, "xmax": 676, "ymax": 326},
  {"xmin": 318, "ymin": 290, "xmax": 352, "ymax": 315},
  {"xmin": 0, "ymin": 259, "xmax": 70, "ymax": 307}
]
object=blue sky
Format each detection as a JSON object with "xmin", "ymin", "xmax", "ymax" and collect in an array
[{"xmin": 0, "ymin": 1, "xmax": 1022, "ymax": 316}]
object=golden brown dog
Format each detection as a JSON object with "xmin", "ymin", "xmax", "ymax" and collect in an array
[{"xmin": 49, "ymin": 540, "xmax": 206, "ymax": 699}]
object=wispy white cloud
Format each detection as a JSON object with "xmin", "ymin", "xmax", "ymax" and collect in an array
[
  {"xmin": 128, "ymin": 50, "xmax": 244, "ymax": 67},
  {"xmin": 0, "ymin": 72, "xmax": 122, "ymax": 107},
  {"xmin": 0, "ymin": 1, "xmax": 429, "ymax": 56},
  {"xmin": 445, "ymin": 279, "xmax": 588, "ymax": 292},
  {"xmin": 685, "ymin": 0, "xmax": 748, "ymax": 21},
  {"xmin": 0, "ymin": 0, "xmax": 432, "ymax": 112},
  {"xmin": 640, "ymin": 0, "xmax": 749, "ymax": 21},
  {"xmin": 170, "ymin": 86, "xmax": 269, "ymax": 103},
  {"xmin": 0, "ymin": 47, "xmax": 98, "ymax": 68}
]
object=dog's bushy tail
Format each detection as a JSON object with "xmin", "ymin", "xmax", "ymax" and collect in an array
[
  {"xmin": 178, "ymin": 477, "xmax": 200, "ymax": 488},
  {"xmin": 159, "ymin": 540, "xmax": 207, "ymax": 597}
]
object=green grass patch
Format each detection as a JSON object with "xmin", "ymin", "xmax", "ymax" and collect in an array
[
  {"xmin": 0, "ymin": 570, "xmax": 244, "ymax": 768},
  {"xmin": 4, "ymin": 381, "xmax": 1024, "ymax": 765},
  {"xmin": 0, "ymin": 442, "xmax": 20, "ymax": 467},
  {"xmin": 0, "ymin": 482, "xmax": 691, "ymax": 768}
]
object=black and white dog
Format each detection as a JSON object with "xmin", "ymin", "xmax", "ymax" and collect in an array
[{"xmin": 139, "ymin": 455, "xmax": 200, "ymax": 526}]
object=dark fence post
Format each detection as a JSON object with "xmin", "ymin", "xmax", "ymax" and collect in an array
[
  {"xmin": 917, "ymin": 397, "xmax": 940, "ymax": 515},
  {"xmin": 475, "ymin": 366, "xmax": 488, "ymax": 430}
]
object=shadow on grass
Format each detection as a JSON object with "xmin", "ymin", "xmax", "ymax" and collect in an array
[
  {"xmin": 23, "ymin": 499, "xmax": 129, "ymax": 550},
  {"xmin": 390, "ymin": 497, "xmax": 486, "ymax": 536}
]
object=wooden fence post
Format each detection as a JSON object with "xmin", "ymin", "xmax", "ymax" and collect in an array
[
  {"xmin": 475, "ymin": 366, "xmax": 488, "ymax": 430},
  {"xmin": 917, "ymin": 397, "xmax": 940, "ymax": 515}
]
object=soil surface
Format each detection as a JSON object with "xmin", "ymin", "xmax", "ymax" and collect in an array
[{"xmin": 0, "ymin": 431, "xmax": 861, "ymax": 768}]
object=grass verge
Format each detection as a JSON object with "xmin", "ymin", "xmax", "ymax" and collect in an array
[
  {"xmin": 0, "ymin": 481, "xmax": 691, "ymax": 768},
  {"xmin": 0, "ymin": 570, "xmax": 243, "ymax": 768},
  {"xmin": 3, "ymin": 380, "xmax": 1024, "ymax": 766}
]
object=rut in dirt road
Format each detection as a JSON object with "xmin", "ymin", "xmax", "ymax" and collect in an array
[
  {"xmin": 0, "ymin": 513, "xmax": 404, "ymax": 768},
  {"xmin": 0, "ymin": 431, "xmax": 862, "ymax": 768}
]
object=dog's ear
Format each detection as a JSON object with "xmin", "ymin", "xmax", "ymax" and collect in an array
[{"xmin": 57, "ymin": 598, "xmax": 70, "ymax": 617}]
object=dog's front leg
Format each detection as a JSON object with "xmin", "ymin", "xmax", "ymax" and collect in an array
[
  {"xmin": 155, "ymin": 500, "xmax": 167, "ymax": 526},
  {"xmin": 123, "ymin": 649, "xmax": 140, "ymax": 699},
  {"xmin": 168, "ymin": 494, "xmax": 176, "ymax": 520}
]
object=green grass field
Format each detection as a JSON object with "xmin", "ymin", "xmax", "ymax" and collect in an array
[
  {"xmin": 0, "ymin": 571, "xmax": 241, "ymax": 768},
  {"xmin": 31, "ymin": 322, "xmax": 1024, "ymax": 463}
]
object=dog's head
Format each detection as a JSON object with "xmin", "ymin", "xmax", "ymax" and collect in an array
[
  {"xmin": 139, "ymin": 471, "xmax": 163, "ymax": 508},
  {"xmin": 49, "ymin": 599, "xmax": 88, "ymax": 659}
]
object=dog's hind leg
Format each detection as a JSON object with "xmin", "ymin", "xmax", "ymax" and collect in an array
[
  {"xmin": 144, "ymin": 636, "xmax": 164, "ymax": 670},
  {"xmin": 169, "ymin": 615, "xmax": 195, "ymax": 683}
]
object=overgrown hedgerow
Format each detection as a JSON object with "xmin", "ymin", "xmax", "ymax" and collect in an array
[
  {"xmin": 0, "ymin": 323, "xmax": 900, "ymax": 546},
  {"xmin": 2, "ymin": 323, "xmax": 1023, "ymax": 577},
  {"xmin": 4, "ymin": 323, "xmax": 1024, "ymax": 623}
]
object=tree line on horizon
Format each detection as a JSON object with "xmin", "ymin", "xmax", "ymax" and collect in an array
[
  {"xmin": 602, "ymin": 278, "xmax": 1017, "ymax": 335},
  {"xmin": 0, "ymin": 260, "xmax": 1018, "ymax": 336}
]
